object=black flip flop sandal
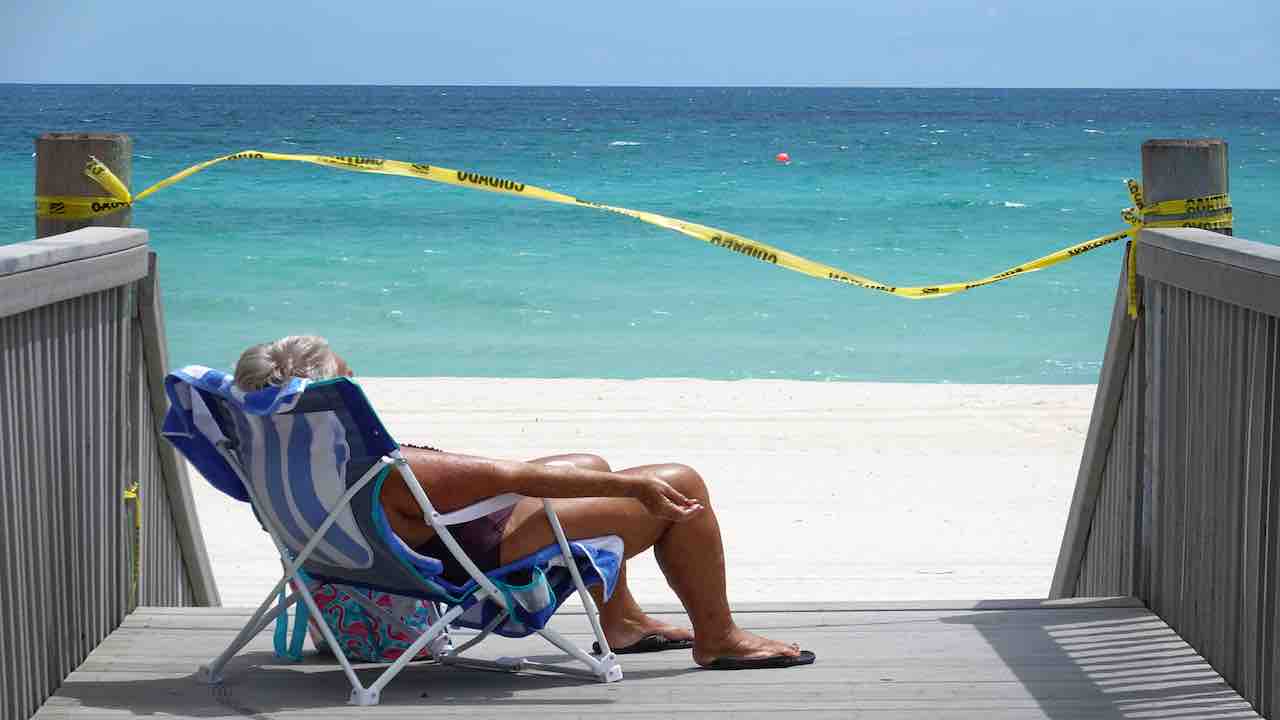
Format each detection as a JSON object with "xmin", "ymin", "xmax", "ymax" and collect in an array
[
  {"xmin": 703, "ymin": 650, "xmax": 816, "ymax": 670},
  {"xmin": 592, "ymin": 634, "xmax": 695, "ymax": 655}
]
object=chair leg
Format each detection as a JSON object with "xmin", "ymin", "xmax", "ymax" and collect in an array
[
  {"xmin": 534, "ymin": 625, "xmax": 623, "ymax": 683},
  {"xmin": 359, "ymin": 603, "xmax": 467, "ymax": 704},
  {"xmin": 445, "ymin": 609, "xmax": 507, "ymax": 657},
  {"xmin": 425, "ymin": 601, "xmax": 453, "ymax": 659},
  {"xmin": 539, "ymin": 498, "xmax": 622, "ymax": 682},
  {"xmin": 431, "ymin": 609, "xmax": 529, "ymax": 674},
  {"xmin": 280, "ymin": 570, "xmax": 381, "ymax": 705},
  {"xmin": 198, "ymin": 584, "xmax": 297, "ymax": 684}
]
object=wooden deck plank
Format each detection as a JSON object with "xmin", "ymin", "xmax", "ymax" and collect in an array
[{"xmin": 36, "ymin": 604, "xmax": 1261, "ymax": 719}]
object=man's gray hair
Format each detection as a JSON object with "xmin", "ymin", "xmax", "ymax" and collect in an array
[{"xmin": 234, "ymin": 335, "xmax": 341, "ymax": 391}]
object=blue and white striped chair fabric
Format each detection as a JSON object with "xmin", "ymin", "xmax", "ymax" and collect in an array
[{"xmin": 162, "ymin": 366, "xmax": 624, "ymax": 704}]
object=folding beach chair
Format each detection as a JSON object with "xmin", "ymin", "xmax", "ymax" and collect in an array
[{"xmin": 162, "ymin": 365, "xmax": 624, "ymax": 706}]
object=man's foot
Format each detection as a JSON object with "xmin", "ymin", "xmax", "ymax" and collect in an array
[
  {"xmin": 693, "ymin": 627, "xmax": 811, "ymax": 669},
  {"xmin": 598, "ymin": 613, "xmax": 694, "ymax": 653}
]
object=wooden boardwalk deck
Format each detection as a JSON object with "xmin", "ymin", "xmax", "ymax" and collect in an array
[{"xmin": 36, "ymin": 598, "xmax": 1260, "ymax": 719}]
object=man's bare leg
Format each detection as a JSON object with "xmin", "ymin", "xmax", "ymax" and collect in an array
[
  {"xmin": 525, "ymin": 455, "xmax": 692, "ymax": 648},
  {"xmin": 587, "ymin": 563, "xmax": 694, "ymax": 648},
  {"xmin": 501, "ymin": 462, "xmax": 801, "ymax": 665}
]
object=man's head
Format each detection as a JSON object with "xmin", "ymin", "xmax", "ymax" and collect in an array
[{"xmin": 233, "ymin": 335, "xmax": 352, "ymax": 391}]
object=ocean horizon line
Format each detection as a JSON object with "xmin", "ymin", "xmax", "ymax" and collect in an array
[
  {"xmin": 347, "ymin": 375, "xmax": 1100, "ymax": 387},
  {"xmin": 3, "ymin": 81, "xmax": 1278, "ymax": 91}
]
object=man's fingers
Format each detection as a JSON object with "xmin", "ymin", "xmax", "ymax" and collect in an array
[
  {"xmin": 664, "ymin": 486, "xmax": 704, "ymax": 512},
  {"xmin": 663, "ymin": 495, "xmax": 705, "ymax": 522},
  {"xmin": 642, "ymin": 478, "xmax": 705, "ymax": 521}
]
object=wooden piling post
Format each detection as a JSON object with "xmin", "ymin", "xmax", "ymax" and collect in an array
[
  {"xmin": 1141, "ymin": 138, "xmax": 1230, "ymax": 236},
  {"xmin": 1134, "ymin": 138, "xmax": 1229, "ymax": 620},
  {"xmin": 35, "ymin": 133, "xmax": 132, "ymax": 239},
  {"xmin": 1052, "ymin": 139, "xmax": 1232, "ymax": 601}
]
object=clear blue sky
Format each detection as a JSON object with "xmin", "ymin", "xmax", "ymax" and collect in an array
[{"xmin": 2, "ymin": 0, "xmax": 1276, "ymax": 87}]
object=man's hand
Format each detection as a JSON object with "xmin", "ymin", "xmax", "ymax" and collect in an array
[{"xmin": 632, "ymin": 476, "xmax": 704, "ymax": 521}]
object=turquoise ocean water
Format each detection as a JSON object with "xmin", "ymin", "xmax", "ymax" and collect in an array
[{"xmin": 2, "ymin": 86, "xmax": 1277, "ymax": 382}]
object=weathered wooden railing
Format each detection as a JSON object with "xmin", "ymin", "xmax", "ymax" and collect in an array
[
  {"xmin": 0, "ymin": 227, "xmax": 219, "ymax": 720},
  {"xmin": 1052, "ymin": 225, "xmax": 1280, "ymax": 717}
]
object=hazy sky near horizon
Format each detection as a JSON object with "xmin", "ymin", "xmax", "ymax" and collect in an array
[{"xmin": 2, "ymin": 1, "xmax": 1276, "ymax": 87}]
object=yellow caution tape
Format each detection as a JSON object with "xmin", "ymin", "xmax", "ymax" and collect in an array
[
  {"xmin": 123, "ymin": 481, "xmax": 141, "ymax": 609},
  {"xmin": 35, "ymin": 194, "xmax": 131, "ymax": 220},
  {"xmin": 31, "ymin": 150, "xmax": 1231, "ymax": 304},
  {"xmin": 86, "ymin": 157, "xmax": 133, "ymax": 204},
  {"xmin": 1147, "ymin": 192, "xmax": 1230, "ymax": 217},
  {"xmin": 1117, "ymin": 178, "xmax": 1233, "ymax": 317}
]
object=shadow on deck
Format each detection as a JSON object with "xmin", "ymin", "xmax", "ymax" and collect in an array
[{"xmin": 37, "ymin": 598, "xmax": 1259, "ymax": 719}]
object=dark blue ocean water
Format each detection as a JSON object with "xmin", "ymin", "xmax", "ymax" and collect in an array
[{"xmin": 2, "ymin": 85, "xmax": 1277, "ymax": 382}]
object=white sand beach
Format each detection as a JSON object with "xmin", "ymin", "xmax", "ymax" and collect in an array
[{"xmin": 190, "ymin": 379, "xmax": 1095, "ymax": 608}]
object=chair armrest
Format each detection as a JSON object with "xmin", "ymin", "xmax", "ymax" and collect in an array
[
  {"xmin": 435, "ymin": 493, "xmax": 525, "ymax": 526},
  {"xmin": 431, "ymin": 460, "xmax": 581, "ymax": 526}
]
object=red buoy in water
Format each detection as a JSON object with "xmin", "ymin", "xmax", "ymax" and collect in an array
[{"xmin": 775, "ymin": 152, "xmax": 791, "ymax": 164}]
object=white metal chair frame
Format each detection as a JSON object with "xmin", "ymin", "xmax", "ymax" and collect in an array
[{"xmin": 197, "ymin": 448, "xmax": 621, "ymax": 706}]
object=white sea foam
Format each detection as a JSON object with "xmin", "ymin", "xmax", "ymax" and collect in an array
[
  {"xmin": 1042, "ymin": 358, "xmax": 1103, "ymax": 373},
  {"xmin": 1003, "ymin": 201, "xmax": 1027, "ymax": 208},
  {"xmin": 135, "ymin": 154, "xmax": 154, "ymax": 159},
  {"xmin": 1084, "ymin": 129, "xmax": 1105, "ymax": 134},
  {"xmin": 609, "ymin": 140, "xmax": 643, "ymax": 147}
]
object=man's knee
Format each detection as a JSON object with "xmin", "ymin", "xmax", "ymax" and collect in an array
[
  {"xmin": 658, "ymin": 463, "xmax": 709, "ymax": 502},
  {"xmin": 565, "ymin": 453, "xmax": 611, "ymax": 472}
]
